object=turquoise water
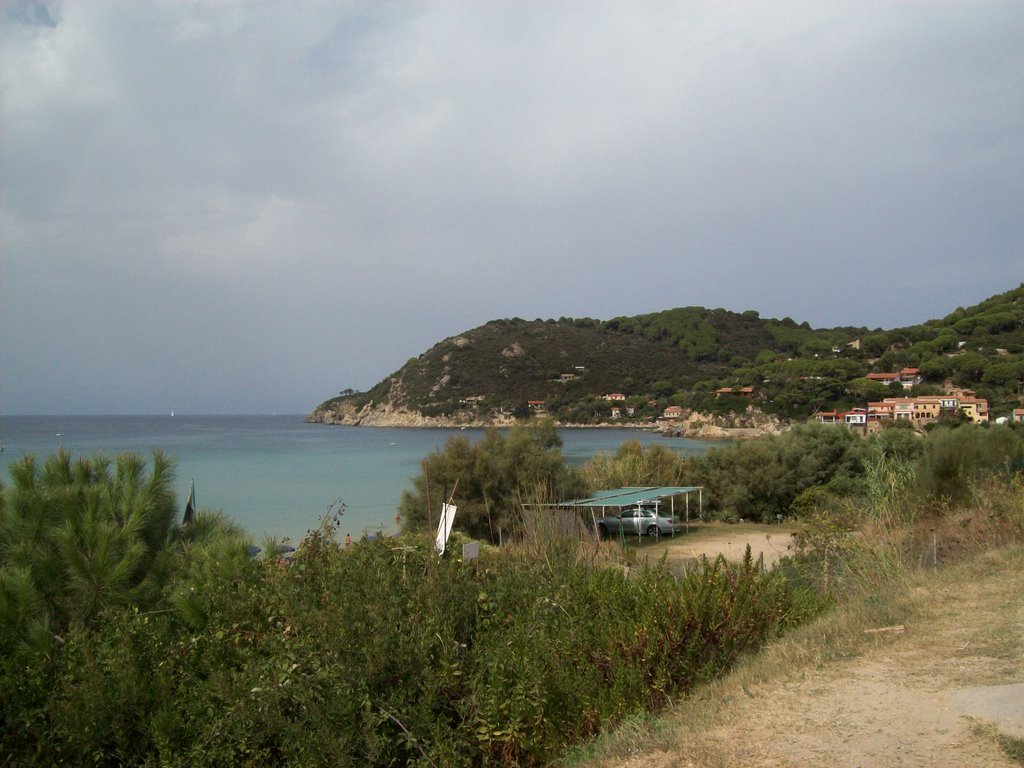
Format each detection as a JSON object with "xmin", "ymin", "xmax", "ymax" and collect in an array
[{"xmin": 0, "ymin": 416, "xmax": 713, "ymax": 543}]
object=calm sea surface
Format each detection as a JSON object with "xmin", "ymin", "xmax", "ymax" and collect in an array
[{"xmin": 0, "ymin": 416, "xmax": 714, "ymax": 544}]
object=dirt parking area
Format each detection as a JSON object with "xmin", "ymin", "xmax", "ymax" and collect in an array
[{"xmin": 641, "ymin": 523, "xmax": 798, "ymax": 569}]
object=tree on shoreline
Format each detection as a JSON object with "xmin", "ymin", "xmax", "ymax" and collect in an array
[{"xmin": 398, "ymin": 419, "xmax": 588, "ymax": 542}]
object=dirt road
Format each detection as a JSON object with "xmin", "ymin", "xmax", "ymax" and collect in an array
[{"xmin": 588, "ymin": 546, "xmax": 1024, "ymax": 768}]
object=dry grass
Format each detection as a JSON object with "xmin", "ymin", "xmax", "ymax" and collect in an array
[
  {"xmin": 606, "ymin": 521, "xmax": 799, "ymax": 570},
  {"xmin": 562, "ymin": 544, "xmax": 1024, "ymax": 768}
]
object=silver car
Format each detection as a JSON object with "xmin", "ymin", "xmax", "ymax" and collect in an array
[{"xmin": 596, "ymin": 505, "xmax": 684, "ymax": 538}]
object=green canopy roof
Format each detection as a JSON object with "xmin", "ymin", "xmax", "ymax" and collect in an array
[{"xmin": 560, "ymin": 486, "xmax": 701, "ymax": 509}]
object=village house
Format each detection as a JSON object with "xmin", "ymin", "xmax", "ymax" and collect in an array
[
  {"xmin": 661, "ymin": 405, "xmax": 684, "ymax": 420},
  {"xmin": 843, "ymin": 408, "xmax": 867, "ymax": 427},
  {"xmin": 715, "ymin": 386, "xmax": 754, "ymax": 398},
  {"xmin": 822, "ymin": 391, "xmax": 991, "ymax": 430},
  {"xmin": 865, "ymin": 367, "xmax": 923, "ymax": 390},
  {"xmin": 604, "ymin": 393, "xmax": 626, "ymax": 401},
  {"xmin": 527, "ymin": 400, "xmax": 546, "ymax": 414},
  {"xmin": 1013, "ymin": 408, "xmax": 1024, "ymax": 423}
]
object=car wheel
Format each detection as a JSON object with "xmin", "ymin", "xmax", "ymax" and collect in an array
[
  {"xmin": 646, "ymin": 524, "xmax": 660, "ymax": 538},
  {"xmin": 597, "ymin": 523, "xmax": 608, "ymax": 538}
]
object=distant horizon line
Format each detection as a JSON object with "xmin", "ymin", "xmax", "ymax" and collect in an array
[{"xmin": 1, "ymin": 413, "xmax": 310, "ymax": 418}]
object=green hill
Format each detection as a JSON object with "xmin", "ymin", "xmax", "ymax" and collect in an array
[{"xmin": 313, "ymin": 284, "xmax": 1024, "ymax": 424}]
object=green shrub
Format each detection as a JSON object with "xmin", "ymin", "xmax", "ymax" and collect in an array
[
  {"xmin": 399, "ymin": 420, "xmax": 588, "ymax": 542},
  {"xmin": 690, "ymin": 424, "xmax": 868, "ymax": 522},
  {"xmin": 917, "ymin": 425, "xmax": 1024, "ymax": 504},
  {"xmin": 2, "ymin": 531, "xmax": 819, "ymax": 766}
]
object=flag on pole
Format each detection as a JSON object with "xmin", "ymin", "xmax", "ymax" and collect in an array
[
  {"xmin": 435, "ymin": 502, "xmax": 457, "ymax": 555},
  {"xmin": 183, "ymin": 480, "xmax": 196, "ymax": 526}
]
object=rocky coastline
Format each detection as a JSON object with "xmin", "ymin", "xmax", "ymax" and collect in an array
[{"xmin": 306, "ymin": 401, "xmax": 785, "ymax": 440}]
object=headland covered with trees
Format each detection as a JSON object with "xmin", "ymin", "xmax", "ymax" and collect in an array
[{"xmin": 310, "ymin": 283, "xmax": 1024, "ymax": 432}]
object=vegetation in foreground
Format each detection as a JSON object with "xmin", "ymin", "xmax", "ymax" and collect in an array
[
  {"xmin": 3, "ymin": 416, "xmax": 1024, "ymax": 766},
  {"xmin": 0, "ymin": 450, "xmax": 817, "ymax": 766}
]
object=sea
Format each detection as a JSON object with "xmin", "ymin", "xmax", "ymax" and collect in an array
[{"xmin": 0, "ymin": 415, "xmax": 715, "ymax": 545}]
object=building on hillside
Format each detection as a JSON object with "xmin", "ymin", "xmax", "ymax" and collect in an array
[
  {"xmin": 813, "ymin": 411, "xmax": 840, "ymax": 424},
  {"xmin": 527, "ymin": 400, "xmax": 546, "ymax": 414},
  {"xmin": 842, "ymin": 409, "xmax": 867, "ymax": 427},
  {"xmin": 835, "ymin": 391, "xmax": 992, "ymax": 429},
  {"xmin": 865, "ymin": 368, "xmax": 923, "ymax": 390},
  {"xmin": 604, "ymin": 393, "xmax": 626, "ymax": 401},
  {"xmin": 1013, "ymin": 408, "xmax": 1024, "ymax": 423},
  {"xmin": 661, "ymin": 405, "xmax": 684, "ymax": 420},
  {"xmin": 899, "ymin": 368, "xmax": 922, "ymax": 386},
  {"xmin": 948, "ymin": 387, "xmax": 978, "ymax": 398},
  {"xmin": 957, "ymin": 396, "xmax": 989, "ymax": 423},
  {"xmin": 866, "ymin": 372, "xmax": 900, "ymax": 385},
  {"xmin": 715, "ymin": 386, "xmax": 754, "ymax": 398}
]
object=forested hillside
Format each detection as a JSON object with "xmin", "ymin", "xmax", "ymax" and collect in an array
[{"xmin": 314, "ymin": 284, "xmax": 1024, "ymax": 423}]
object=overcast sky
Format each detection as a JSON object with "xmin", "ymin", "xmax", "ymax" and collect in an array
[{"xmin": 2, "ymin": 1, "xmax": 1022, "ymax": 415}]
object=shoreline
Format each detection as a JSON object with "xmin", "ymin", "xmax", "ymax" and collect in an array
[{"xmin": 306, "ymin": 412, "xmax": 783, "ymax": 440}]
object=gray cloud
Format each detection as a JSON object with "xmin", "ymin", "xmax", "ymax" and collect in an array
[
  {"xmin": 4, "ymin": 0, "xmax": 59, "ymax": 27},
  {"xmin": 2, "ymin": 1, "xmax": 1022, "ymax": 414}
]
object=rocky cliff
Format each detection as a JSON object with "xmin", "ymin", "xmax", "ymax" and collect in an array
[
  {"xmin": 308, "ymin": 399, "xmax": 784, "ymax": 438},
  {"xmin": 657, "ymin": 407, "xmax": 786, "ymax": 439},
  {"xmin": 307, "ymin": 399, "xmax": 519, "ymax": 429}
]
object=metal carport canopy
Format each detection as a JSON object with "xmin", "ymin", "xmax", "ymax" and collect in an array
[{"xmin": 560, "ymin": 486, "xmax": 701, "ymax": 508}]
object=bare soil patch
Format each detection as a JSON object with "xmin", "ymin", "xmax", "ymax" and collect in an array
[
  {"xmin": 582, "ymin": 547, "xmax": 1024, "ymax": 768},
  {"xmin": 624, "ymin": 522, "xmax": 798, "ymax": 570}
]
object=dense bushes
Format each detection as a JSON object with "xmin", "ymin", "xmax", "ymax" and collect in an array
[
  {"xmin": 582, "ymin": 440, "xmax": 687, "ymax": 489},
  {"xmin": 402, "ymin": 420, "xmax": 1024, "ymax": 531},
  {"xmin": 0, "ymin": 450, "xmax": 256, "ymax": 763},
  {"xmin": 1, "ymin": 529, "xmax": 818, "ymax": 766},
  {"xmin": 399, "ymin": 420, "xmax": 588, "ymax": 541},
  {"xmin": 916, "ymin": 424, "xmax": 1024, "ymax": 504},
  {"xmin": 689, "ymin": 424, "xmax": 869, "ymax": 522}
]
